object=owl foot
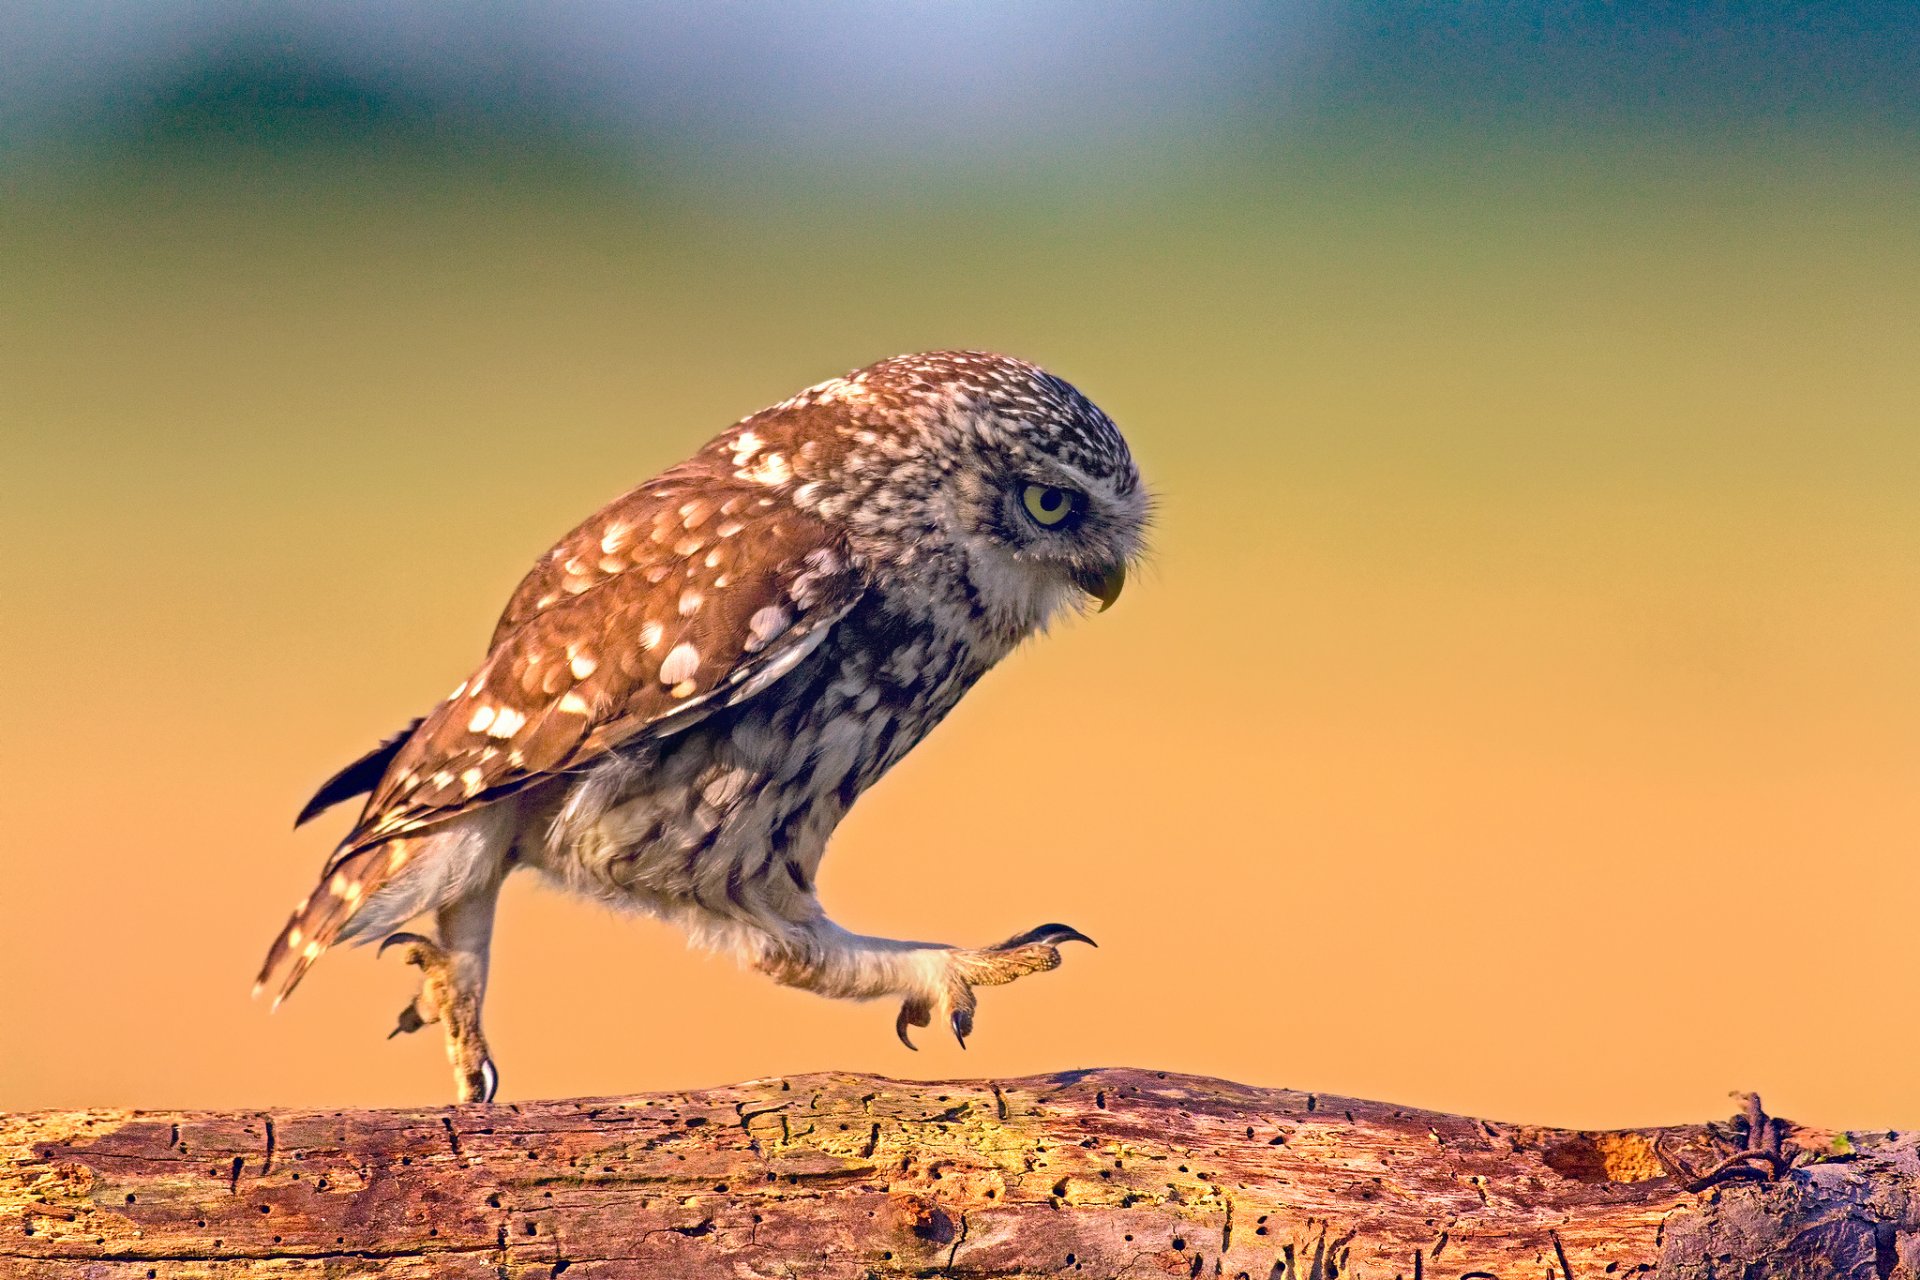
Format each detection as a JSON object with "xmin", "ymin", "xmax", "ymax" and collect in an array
[
  {"xmin": 379, "ymin": 931, "xmax": 498, "ymax": 1104},
  {"xmin": 895, "ymin": 923, "xmax": 1095, "ymax": 1050}
]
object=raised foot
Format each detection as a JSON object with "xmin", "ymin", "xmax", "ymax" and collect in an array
[
  {"xmin": 895, "ymin": 923, "xmax": 1096, "ymax": 1051},
  {"xmin": 379, "ymin": 931, "xmax": 499, "ymax": 1104}
]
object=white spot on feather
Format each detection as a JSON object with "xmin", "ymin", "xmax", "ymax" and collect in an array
[
  {"xmin": 746, "ymin": 605, "xmax": 790, "ymax": 652},
  {"xmin": 739, "ymin": 452, "xmax": 791, "ymax": 486},
  {"xmin": 660, "ymin": 642, "xmax": 700, "ymax": 686},
  {"xmin": 729, "ymin": 431, "xmax": 764, "ymax": 466}
]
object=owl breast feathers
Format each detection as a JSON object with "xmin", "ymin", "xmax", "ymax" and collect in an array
[{"xmin": 258, "ymin": 350, "xmax": 1148, "ymax": 1101}]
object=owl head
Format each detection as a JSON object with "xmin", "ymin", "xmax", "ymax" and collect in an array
[{"xmin": 756, "ymin": 351, "xmax": 1148, "ymax": 644}]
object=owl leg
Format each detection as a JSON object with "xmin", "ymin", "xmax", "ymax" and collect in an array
[
  {"xmin": 379, "ymin": 884, "xmax": 501, "ymax": 1104},
  {"xmin": 754, "ymin": 917, "xmax": 1094, "ymax": 1050}
]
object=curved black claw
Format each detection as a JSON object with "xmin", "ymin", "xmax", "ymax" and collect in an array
[
  {"xmin": 950, "ymin": 1008, "xmax": 974, "ymax": 1049},
  {"xmin": 388, "ymin": 1002, "xmax": 427, "ymax": 1039},
  {"xmin": 378, "ymin": 931, "xmax": 434, "ymax": 962},
  {"xmin": 994, "ymin": 923, "xmax": 1097, "ymax": 951},
  {"xmin": 896, "ymin": 998, "xmax": 932, "ymax": 1051}
]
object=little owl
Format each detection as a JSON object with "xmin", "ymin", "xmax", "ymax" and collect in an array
[{"xmin": 256, "ymin": 351, "xmax": 1149, "ymax": 1102}]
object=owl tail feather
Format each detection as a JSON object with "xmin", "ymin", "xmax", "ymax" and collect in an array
[
  {"xmin": 294, "ymin": 719, "xmax": 422, "ymax": 828},
  {"xmin": 253, "ymin": 840, "xmax": 413, "ymax": 1008}
]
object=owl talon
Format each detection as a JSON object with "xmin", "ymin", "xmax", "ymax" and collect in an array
[
  {"xmin": 462, "ymin": 1059, "xmax": 500, "ymax": 1105},
  {"xmin": 379, "ymin": 929, "xmax": 495, "ymax": 1103},
  {"xmin": 992, "ymin": 923, "xmax": 1095, "ymax": 951},
  {"xmin": 387, "ymin": 1002, "xmax": 428, "ymax": 1039},
  {"xmin": 378, "ymin": 931, "xmax": 436, "ymax": 962},
  {"xmin": 885, "ymin": 924, "xmax": 1096, "ymax": 1051},
  {"xmin": 382, "ymin": 933, "xmax": 446, "ymax": 1041},
  {"xmin": 885, "ymin": 928, "xmax": 1093, "ymax": 1052},
  {"xmin": 896, "ymin": 998, "xmax": 932, "ymax": 1050}
]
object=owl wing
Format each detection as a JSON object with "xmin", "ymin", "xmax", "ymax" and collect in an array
[{"xmin": 340, "ymin": 471, "xmax": 864, "ymax": 855}]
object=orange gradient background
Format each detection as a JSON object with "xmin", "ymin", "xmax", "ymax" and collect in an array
[{"xmin": 4, "ymin": 117, "xmax": 1917, "ymax": 1128}]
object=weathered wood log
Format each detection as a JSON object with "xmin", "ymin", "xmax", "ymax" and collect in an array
[{"xmin": 2, "ymin": 1069, "xmax": 1912, "ymax": 1278}]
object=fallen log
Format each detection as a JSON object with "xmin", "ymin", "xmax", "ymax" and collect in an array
[{"xmin": 2, "ymin": 1069, "xmax": 1912, "ymax": 1278}]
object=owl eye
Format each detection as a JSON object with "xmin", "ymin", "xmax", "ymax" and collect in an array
[{"xmin": 1020, "ymin": 484, "xmax": 1080, "ymax": 529}]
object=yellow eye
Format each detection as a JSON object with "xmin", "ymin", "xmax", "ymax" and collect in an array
[{"xmin": 1021, "ymin": 484, "xmax": 1078, "ymax": 528}]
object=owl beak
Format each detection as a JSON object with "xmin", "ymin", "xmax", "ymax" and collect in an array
[{"xmin": 1075, "ymin": 561, "xmax": 1127, "ymax": 612}]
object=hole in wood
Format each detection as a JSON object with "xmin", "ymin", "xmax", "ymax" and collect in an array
[{"xmin": 1541, "ymin": 1132, "xmax": 1665, "ymax": 1184}]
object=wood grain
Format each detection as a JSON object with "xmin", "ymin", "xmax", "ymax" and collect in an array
[{"xmin": 3, "ymin": 1069, "xmax": 1913, "ymax": 1277}]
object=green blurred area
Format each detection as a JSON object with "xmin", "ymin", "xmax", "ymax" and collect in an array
[
  {"xmin": 8, "ymin": 122, "xmax": 1918, "ymax": 513},
  {"xmin": 7, "ymin": 127, "xmax": 1917, "ymax": 711}
]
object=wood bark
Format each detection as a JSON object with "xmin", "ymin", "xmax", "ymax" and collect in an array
[{"xmin": 3, "ymin": 1068, "xmax": 1914, "ymax": 1278}]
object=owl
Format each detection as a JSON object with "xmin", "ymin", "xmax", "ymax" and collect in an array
[{"xmin": 256, "ymin": 351, "xmax": 1149, "ymax": 1102}]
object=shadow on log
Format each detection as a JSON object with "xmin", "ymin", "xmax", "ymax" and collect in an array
[{"xmin": 3, "ymin": 1069, "xmax": 1914, "ymax": 1277}]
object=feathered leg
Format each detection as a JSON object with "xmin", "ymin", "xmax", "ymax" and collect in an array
[
  {"xmin": 751, "ymin": 915, "xmax": 1094, "ymax": 1049},
  {"xmin": 380, "ymin": 880, "xmax": 503, "ymax": 1103}
]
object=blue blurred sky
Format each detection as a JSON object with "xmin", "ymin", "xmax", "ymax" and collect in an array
[{"xmin": 4, "ymin": 2, "xmax": 1917, "ymax": 163}]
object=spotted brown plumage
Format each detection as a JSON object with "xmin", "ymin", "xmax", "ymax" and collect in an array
[
  {"xmin": 256, "ymin": 350, "xmax": 1149, "ymax": 1102},
  {"xmin": 364, "ymin": 485, "xmax": 859, "ymax": 842}
]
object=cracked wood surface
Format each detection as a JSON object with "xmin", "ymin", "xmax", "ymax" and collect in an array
[{"xmin": 3, "ymin": 1069, "xmax": 1915, "ymax": 1278}]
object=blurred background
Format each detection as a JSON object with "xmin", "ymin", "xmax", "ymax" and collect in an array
[{"xmin": 3, "ymin": 2, "xmax": 1916, "ymax": 1129}]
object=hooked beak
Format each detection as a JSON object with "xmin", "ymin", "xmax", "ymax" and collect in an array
[{"xmin": 1073, "ymin": 560, "xmax": 1127, "ymax": 612}]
